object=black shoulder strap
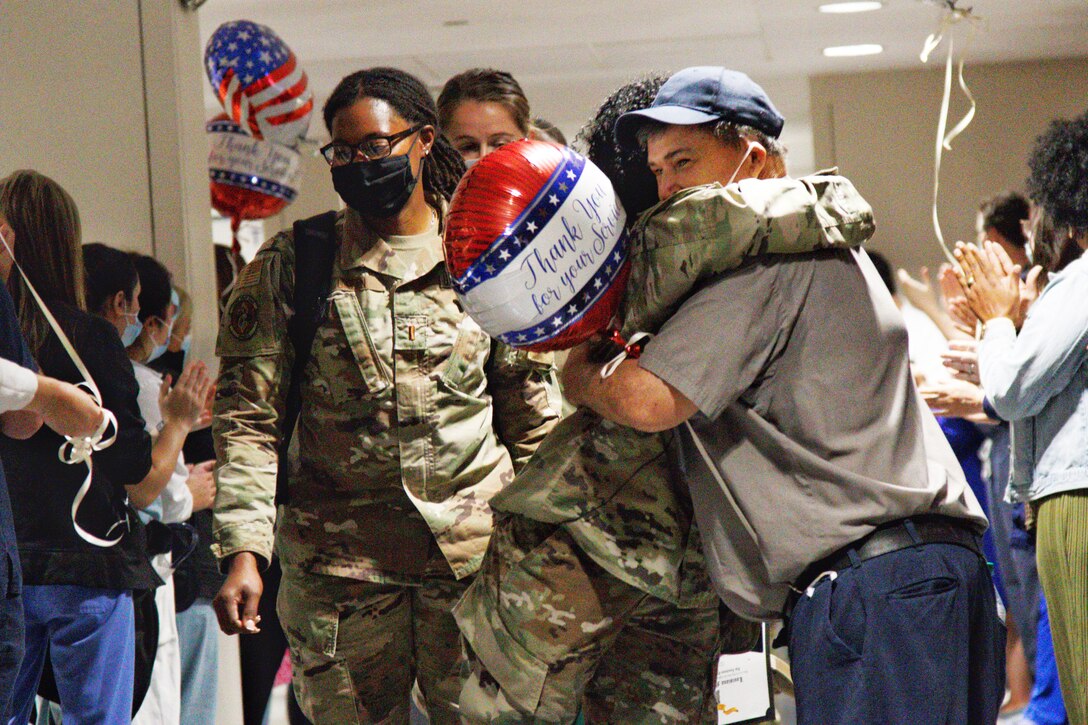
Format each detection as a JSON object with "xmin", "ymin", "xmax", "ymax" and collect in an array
[{"xmin": 275, "ymin": 210, "xmax": 338, "ymax": 505}]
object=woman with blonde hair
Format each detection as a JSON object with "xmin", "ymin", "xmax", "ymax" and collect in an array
[{"xmin": 0, "ymin": 169, "xmax": 156, "ymax": 723}]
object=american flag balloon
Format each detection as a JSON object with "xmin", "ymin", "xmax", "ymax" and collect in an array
[{"xmin": 204, "ymin": 20, "xmax": 313, "ymax": 147}]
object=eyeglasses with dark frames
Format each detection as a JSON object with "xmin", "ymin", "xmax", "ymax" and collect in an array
[{"xmin": 320, "ymin": 125, "xmax": 423, "ymax": 167}]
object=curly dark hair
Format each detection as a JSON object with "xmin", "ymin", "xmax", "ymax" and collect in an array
[
  {"xmin": 574, "ymin": 73, "xmax": 670, "ymax": 223},
  {"xmin": 1026, "ymin": 109, "xmax": 1088, "ymax": 234},
  {"xmin": 323, "ymin": 67, "xmax": 465, "ymax": 203}
]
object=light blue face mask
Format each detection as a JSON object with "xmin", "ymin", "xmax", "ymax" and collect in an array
[
  {"xmin": 121, "ymin": 313, "xmax": 143, "ymax": 348},
  {"xmin": 147, "ymin": 288, "xmax": 181, "ymax": 363},
  {"xmin": 147, "ymin": 315, "xmax": 174, "ymax": 363}
]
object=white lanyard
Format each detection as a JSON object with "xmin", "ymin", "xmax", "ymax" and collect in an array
[{"xmin": 0, "ymin": 230, "xmax": 122, "ymax": 547}]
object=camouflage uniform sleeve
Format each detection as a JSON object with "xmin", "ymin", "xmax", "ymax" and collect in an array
[
  {"xmin": 636, "ymin": 173, "xmax": 875, "ymax": 268},
  {"xmin": 211, "ymin": 233, "xmax": 295, "ymax": 570},
  {"xmin": 623, "ymin": 174, "xmax": 875, "ymax": 334},
  {"xmin": 486, "ymin": 343, "xmax": 563, "ymax": 473}
]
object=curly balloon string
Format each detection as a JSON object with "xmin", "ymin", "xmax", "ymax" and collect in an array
[
  {"xmin": 599, "ymin": 330, "xmax": 653, "ymax": 379},
  {"xmin": 921, "ymin": 0, "xmax": 982, "ymax": 264},
  {"xmin": 0, "ymin": 229, "xmax": 123, "ymax": 547},
  {"xmin": 229, "ymin": 214, "xmax": 245, "ymax": 277}
]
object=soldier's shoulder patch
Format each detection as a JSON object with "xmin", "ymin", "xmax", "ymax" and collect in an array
[{"xmin": 228, "ymin": 293, "xmax": 260, "ymax": 341}]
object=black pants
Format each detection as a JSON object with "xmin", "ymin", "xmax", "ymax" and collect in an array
[{"xmin": 789, "ymin": 542, "xmax": 1005, "ymax": 724}]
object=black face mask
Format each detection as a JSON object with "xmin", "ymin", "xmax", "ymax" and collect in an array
[{"xmin": 331, "ymin": 139, "xmax": 421, "ymax": 218}]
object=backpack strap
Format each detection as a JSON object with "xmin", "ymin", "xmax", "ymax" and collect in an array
[{"xmin": 275, "ymin": 210, "xmax": 338, "ymax": 506}]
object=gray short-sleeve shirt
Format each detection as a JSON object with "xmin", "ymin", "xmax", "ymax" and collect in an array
[{"xmin": 639, "ymin": 248, "xmax": 986, "ymax": 620}]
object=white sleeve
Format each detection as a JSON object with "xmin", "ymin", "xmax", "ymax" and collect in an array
[
  {"xmin": 158, "ymin": 451, "xmax": 194, "ymax": 524},
  {"xmin": 132, "ymin": 363, "xmax": 165, "ymax": 433},
  {"xmin": 0, "ymin": 358, "xmax": 38, "ymax": 413}
]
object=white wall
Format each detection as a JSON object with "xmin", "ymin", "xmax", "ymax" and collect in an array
[{"xmin": 811, "ymin": 56, "xmax": 1088, "ymax": 275}]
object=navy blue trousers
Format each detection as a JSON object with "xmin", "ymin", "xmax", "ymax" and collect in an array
[
  {"xmin": 789, "ymin": 542, "xmax": 1005, "ymax": 724},
  {"xmin": 0, "ymin": 562, "xmax": 23, "ymax": 723}
]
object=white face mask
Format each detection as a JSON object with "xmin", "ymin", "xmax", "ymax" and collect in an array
[
  {"xmin": 725, "ymin": 144, "xmax": 755, "ymax": 187},
  {"xmin": 463, "ymin": 157, "xmax": 480, "ymax": 171}
]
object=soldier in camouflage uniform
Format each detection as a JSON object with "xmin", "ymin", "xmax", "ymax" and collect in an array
[
  {"xmin": 211, "ymin": 68, "xmax": 560, "ymax": 725},
  {"xmin": 456, "ymin": 71, "xmax": 875, "ymax": 723}
]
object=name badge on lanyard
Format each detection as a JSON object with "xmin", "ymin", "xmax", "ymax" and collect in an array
[{"xmin": 716, "ymin": 622, "xmax": 774, "ymax": 724}]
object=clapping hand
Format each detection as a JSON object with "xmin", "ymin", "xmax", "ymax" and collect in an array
[
  {"xmin": 919, "ymin": 377, "xmax": 986, "ymax": 419},
  {"xmin": 938, "ymin": 263, "xmax": 978, "ymax": 334},
  {"xmin": 159, "ymin": 361, "xmax": 213, "ymax": 431},
  {"xmin": 941, "ymin": 339, "xmax": 981, "ymax": 385},
  {"xmin": 896, "ymin": 267, "xmax": 939, "ymax": 317},
  {"xmin": 953, "ymin": 241, "xmax": 1021, "ymax": 324}
]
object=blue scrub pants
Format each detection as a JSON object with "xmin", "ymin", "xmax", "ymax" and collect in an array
[
  {"xmin": 1025, "ymin": 592, "xmax": 1069, "ymax": 725},
  {"xmin": 8, "ymin": 585, "xmax": 134, "ymax": 725},
  {"xmin": 789, "ymin": 542, "xmax": 1005, "ymax": 724},
  {"xmin": 177, "ymin": 598, "xmax": 219, "ymax": 725}
]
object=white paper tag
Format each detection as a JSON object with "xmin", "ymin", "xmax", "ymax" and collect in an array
[{"xmin": 716, "ymin": 649, "xmax": 773, "ymax": 724}]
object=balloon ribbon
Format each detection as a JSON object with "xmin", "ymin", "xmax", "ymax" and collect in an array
[
  {"xmin": 0, "ymin": 230, "xmax": 122, "ymax": 547},
  {"xmin": 920, "ymin": 0, "xmax": 982, "ymax": 264}
]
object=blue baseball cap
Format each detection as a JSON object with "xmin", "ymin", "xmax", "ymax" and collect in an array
[{"xmin": 614, "ymin": 66, "xmax": 784, "ymax": 147}]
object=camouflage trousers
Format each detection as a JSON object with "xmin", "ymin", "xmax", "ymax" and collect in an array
[
  {"xmin": 277, "ymin": 565, "xmax": 469, "ymax": 725},
  {"xmin": 455, "ymin": 513, "xmax": 757, "ymax": 724}
]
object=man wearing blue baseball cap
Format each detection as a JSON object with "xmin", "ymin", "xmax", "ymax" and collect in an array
[
  {"xmin": 562, "ymin": 66, "xmax": 1006, "ymax": 723},
  {"xmin": 614, "ymin": 66, "xmax": 787, "ymax": 199}
]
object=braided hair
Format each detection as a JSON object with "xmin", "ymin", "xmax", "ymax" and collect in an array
[
  {"xmin": 574, "ymin": 73, "xmax": 670, "ymax": 222},
  {"xmin": 324, "ymin": 67, "xmax": 465, "ymax": 203}
]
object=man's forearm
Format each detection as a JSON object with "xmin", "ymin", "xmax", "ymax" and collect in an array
[{"xmin": 562, "ymin": 349, "xmax": 695, "ymax": 433}]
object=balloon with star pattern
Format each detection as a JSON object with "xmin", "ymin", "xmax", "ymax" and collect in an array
[{"xmin": 444, "ymin": 140, "xmax": 629, "ymax": 351}]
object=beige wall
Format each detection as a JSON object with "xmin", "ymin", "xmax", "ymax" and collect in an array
[
  {"xmin": 0, "ymin": 0, "xmax": 219, "ymax": 370},
  {"xmin": 811, "ymin": 57, "xmax": 1088, "ymax": 275},
  {"xmin": 0, "ymin": 1, "xmax": 154, "ymax": 254}
]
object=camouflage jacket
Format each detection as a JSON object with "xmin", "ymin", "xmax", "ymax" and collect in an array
[
  {"xmin": 491, "ymin": 173, "xmax": 875, "ymax": 606},
  {"xmin": 212, "ymin": 206, "xmax": 561, "ymax": 583}
]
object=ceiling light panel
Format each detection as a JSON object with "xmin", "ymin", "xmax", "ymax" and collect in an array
[
  {"xmin": 818, "ymin": 2, "xmax": 883, "ymax": 13},
  {"xmin": 822, "ymin": 43, "xmax": 884, "ymax": 56}
]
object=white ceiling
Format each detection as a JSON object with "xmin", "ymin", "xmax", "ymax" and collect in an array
[{"xmin": 197, "ymin": 0, "xmax": 1088, "ymax": 157}]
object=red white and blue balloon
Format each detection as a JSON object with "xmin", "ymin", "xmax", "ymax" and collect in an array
[
  {"xmin": 444, "ymin": 140, "xmax": 629, "ymax": 352},
  {"xmin": 204, "ymin": 20, "xmax": 313, "ymax": 148},
  {"xmin": 207, "ymin": 115, "xmax": 301, "ymax": 223}
]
